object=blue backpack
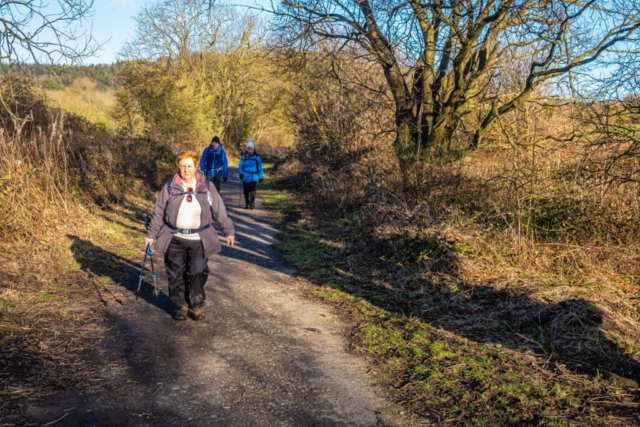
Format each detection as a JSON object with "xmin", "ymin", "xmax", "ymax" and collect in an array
[
  {"xmin": 205, "ymin": 147, "xmax": 224, "ymax": 176},
  {"xmin": 241, "ymin": 153, "xmax": 259, "ymax": 175}
]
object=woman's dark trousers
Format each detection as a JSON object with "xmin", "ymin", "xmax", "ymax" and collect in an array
[
  {"xmin": 164, "ymin": 237, "xmax": 209, "ymax": 310},
  {"xmin": 243, "ymin": 181, "xmax": 257, "ymax": 206}
]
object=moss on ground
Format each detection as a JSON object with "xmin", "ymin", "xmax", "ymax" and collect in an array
[{"xmin": 264, "ymin": 184, "xmax": 640, "ymax": 426}]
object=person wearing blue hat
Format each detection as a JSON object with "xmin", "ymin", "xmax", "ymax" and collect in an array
[
  {"xmin": 238, "ymin": 139, "xmax": 264, "ymax": 209},
  {"xmin": 199, "ymin": 136, "xmax": 228, "ymax": 193}
]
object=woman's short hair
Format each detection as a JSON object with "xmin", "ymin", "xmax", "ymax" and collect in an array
[{"xmin": 176, "ymin": 151, "xmax": 199, "ymax": 166}]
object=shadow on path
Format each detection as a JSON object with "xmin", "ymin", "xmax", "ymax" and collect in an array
[{"xmin": 68, "ymin": 234, "xmax": 174, "ymax": 315}]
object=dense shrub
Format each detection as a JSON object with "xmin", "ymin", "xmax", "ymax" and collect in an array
[{"xmin": 0, "ymin": 77, "xmax": 176, "ymax": 241}]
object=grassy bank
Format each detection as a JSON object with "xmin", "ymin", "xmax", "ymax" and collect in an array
[
  {"xmin": 0, "ymin": 77, "xmax": 177, "ymax": 419},
  {"xmin": 0, "ymin": 196, "xmax": 156, "ymax": 416},
  {"xmin": 262, "ymin": 176, "xmax": 640, "ymax": 425}
]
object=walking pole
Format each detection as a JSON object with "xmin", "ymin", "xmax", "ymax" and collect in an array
[
  {"xmin": 144, "ymin": 214, "xmax": 159, "ymax": 296},
  {"xmin": 134, "ymin": 245, "xmax": 150, "ymax": 298},
  {"xmin": 238, "ymin": 174, "xmax": 242, "ymax": 208},
  {"xmin": 135, "ymin": 214, "xmax": 158, "ymax": 298},
  {"xmin": 148, "ymin": 242, "xmax": 159, "ymax": 297}
]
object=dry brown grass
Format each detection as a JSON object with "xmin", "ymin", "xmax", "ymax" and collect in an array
[
  {"xmin": 0, "ymin": 196, "xmax": 157, "ymax": 422},
  {"xmin": 272, "ymin": 99, "xmax": 640, "ymax": 390},
  {"xmin": 269, "ymin": 182, "xmax": 640, "ymax": 425},
  {"xmin": 359, "ymin": 141, "xmax": 640, "ymax": 371},
  {"xmin": 0, "ymin": 78, "xmax": 176, "ymax": 419}
]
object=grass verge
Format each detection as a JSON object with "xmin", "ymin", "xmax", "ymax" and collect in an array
[
  {"xmin": 0, "ymin": 195, "xmax": 155, "ymax": 423},
  {"xmin": 263, "ymin": 185, "xmax": 640, "ymax": 426}
]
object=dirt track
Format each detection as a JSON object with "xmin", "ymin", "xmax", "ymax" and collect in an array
[{"xmin": 18, "ymin": 167, "xmax": 409, "ymax": 427}]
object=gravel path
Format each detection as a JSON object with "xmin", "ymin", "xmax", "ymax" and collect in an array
[{"xmin": 21, "ymin": 168, "xmax": 408, "ymax": 427}]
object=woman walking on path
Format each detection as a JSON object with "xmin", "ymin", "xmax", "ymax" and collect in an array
[
  {"xmin": 199, "ymin": 136, "xmax": 229, "ymax": 193},
  {"xmin": 239, "ymin": 139, "xmax": 264, "ymax": 210},
  {"xmin": 144, "ymin": 151, "xmax": 235, "ymax": 321}
]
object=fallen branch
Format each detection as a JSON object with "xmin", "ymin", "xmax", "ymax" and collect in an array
[
  {"xmin": 592, "ymin": 401, "xmax": 638, "ymax": 408},
  {"xmin": 152, "ymin": 384, "xmax": 163, "ymax": 396},
  {"xmin": 0, "ymin": 324, "xmax": 33, "ymax": 333},
  {"xmin": 42, "ymin": 413, "xmax": 69, "ymax": 426}
]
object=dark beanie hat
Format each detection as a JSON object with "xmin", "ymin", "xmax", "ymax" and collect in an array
[{"xmin": 211, "ymin": 136, "xmax": 220, "ymax": 144}]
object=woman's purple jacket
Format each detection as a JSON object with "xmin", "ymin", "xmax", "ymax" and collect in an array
[{"xmin": 146, "ymin": 171, "xmax": 235, "ymax": 259}]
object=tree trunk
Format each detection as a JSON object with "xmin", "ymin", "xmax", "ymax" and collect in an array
[
  {"xmin": 393, "ymin": 106, "xmax": 460, "ymax": 186},
  {"xmin": 394, "ymin": 108, "xmax": 418, "ymax": 164},
  {"xmin": 424, "ymin": 119, "xmax": 456, "ymax": 160}
]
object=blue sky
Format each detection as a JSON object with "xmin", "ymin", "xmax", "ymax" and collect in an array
[
  {"xmin": 86, "ymin": 0, "xmax": 270, "ymax": 64},
  {"xmin": 85, "ymin": 0, "xmax": 140, "ymax": 64}
]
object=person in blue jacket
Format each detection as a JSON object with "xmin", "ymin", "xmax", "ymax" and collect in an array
[
  {"xmin": 238, "ymin": 138, "xmax": 264, "ymax": 209},
  {"xmin": 199, "ymin": 136, "xmax": 228, "ymax": 193}
]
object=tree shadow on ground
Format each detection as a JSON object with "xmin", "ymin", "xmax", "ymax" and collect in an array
[
  {"xmin": 4, "ymin": 293, "xmax": 345, "ymax": 426},
  {"xmin": 306, "ymin": 232, "xmax": 640, "ymax": 384},
  {"xmin": 67, "ymin": 221, "xmax": 289, "ymax": 315},
  {"xmin": 15, "ymin": 241, "xmax": 380, "ymax": 426},
  {"xmin": 4, "ymin": 165, "xmax": 382, "ymax": 426},
  {"xmin": 67, "ymin": 235, "xmax": 174, "ymax": 315}
]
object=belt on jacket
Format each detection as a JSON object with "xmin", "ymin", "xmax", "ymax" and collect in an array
[{"xmin": 167, "ymin": 224, "xmax": 211, "ymax": 235}]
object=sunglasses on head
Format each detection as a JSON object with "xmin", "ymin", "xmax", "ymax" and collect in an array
[{"xmin": 186, "ymin": 187, "xmax": 193, "ymax": 202}]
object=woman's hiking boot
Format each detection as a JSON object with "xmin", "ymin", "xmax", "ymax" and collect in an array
[
  {"xmin": 250, "ymin": 204, "xmax": 255, "ymax": 209},
  {"xmin": 174, "ymin": 308, "xmax": 188, "ymax": 321},
  {"xmin": 192, "ymin": 307, "xmax": 205, "ymax": 321}
]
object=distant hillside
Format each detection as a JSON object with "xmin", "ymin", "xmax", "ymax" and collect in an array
[{"xmin": 0, "ymin": 63, "xmax": 123, "ymax": 90}]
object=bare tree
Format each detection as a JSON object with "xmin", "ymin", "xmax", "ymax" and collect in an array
[
  {"xmin": 0, "ymin": 0, "xmax": 97, "ymax": 65},
  {"xmin": 120, "ymin": 0, "xmax": 235, "ymax": 63},
  {"xmin": 118, "ymin": 0, "xmax": 269, "ymax": 148},
  {"xmin": 272, "ymin": 0, "xmax": 640, "ymax": 169}
]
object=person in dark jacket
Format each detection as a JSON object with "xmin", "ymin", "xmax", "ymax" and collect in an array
[
  {"xmin": 238, "ymin": 138, "xmax": 264, "ymax": 209},
  {"xmin": 199, "ymin": 136, "xmax": 229, "ymax": 193},
  {"xmin": 145, "ymin": 151, "xmax": 235, "ymax": 321}
]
